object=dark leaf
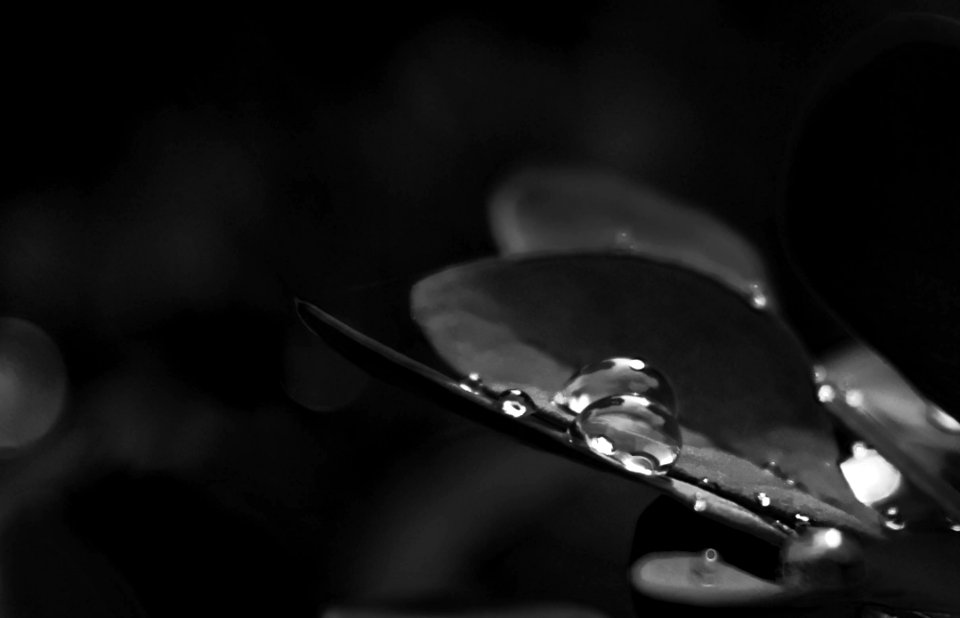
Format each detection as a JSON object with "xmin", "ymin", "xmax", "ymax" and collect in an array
[{"xmin": 411, "ymin": 254, "xmax": 875, "ymax": 527}]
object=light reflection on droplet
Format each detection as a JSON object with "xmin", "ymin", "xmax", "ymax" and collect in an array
[
  {"xmin": 575, "ymin": 394, "xmax": 681, "ymax": 477},
  {"xmin": 947, "ymin": 518, "xmax": 960, "ymax": 532},
  {"xmin": 817, "ymin": 384, "xmax": 837, "ymax": 403},
  {"xmin": 840, "ymin": 442, "xmax": 902, "ymax": 506},
  {"xmin": 693, "ymin": 493, "xmax": 708, "ymax": 512},
  {"xmin": 927, "ymin": 405, "xmax": 960, "ymax": 434},
  {"xmin": 458, "ymin": 373, "xmax": 488, "ymax": 397},
  {"xmin": 755, "ymin": 492, "xmax": 771, "ymax": 508},
  {"xmin": 748, "ymin": 282, "xmax": 768, "ymax": 309},
  {"xmin": 883, "ymin": 515, "xmax": 906, "ymax": 532},
  {"xmin": 844, "ymin": 389, "xmax": 865, "ymax": 408},
  {"xmin": 498, "ymin": 389, "xmax": 534, "ymax": 419},
  {"xmin": 554, "ymin": 357, "xmax": 672, "ymax": 414}
]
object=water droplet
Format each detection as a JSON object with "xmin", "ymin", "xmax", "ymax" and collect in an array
[
  {"xmin": 844, "ymin": 388, "xmax": 865, "ymax": 408},
  {"xmin": 554, "ymin": 357, "xmax": 674, "ymax": 414},
  {"xmin": 794, "ymin": 513, "xmax": 811, "ymax": 526},
  {"xmin": 782, "ymin": 527, "xmax": 864, "ymax": 589},
  {"xmin": 927, "ymin": 405, "xmax": 960, "ymax": 434},
  {"xmin": 755, "ymin": 492, "xmax": 771, "ymax": 508},
  {"xmin": 763, "ymin": 461, "xmax": 784, "ymax": 476},
  {"xmin": 693, "ymin": 493, "xmax": 708, "ymax": 512},
  {"xmin": 748, "ymin": 282, "xmax": 768, "ymax": 309},
  {"xmin": 947, "ymin": 517, "xmax": 960, "ymax": 532},
  {"xmin": 812, "ymin": 365, "xmax": 827, "ymax": 384},
  {"xmin": 574, "ymin": 394, "xmax": 681, "ymax": 476},
  {"xmin": 884, "ymin": 505, "xmax": 899, "ymax": 518},
  {"xmin": 689, "ymin": 548, "xmax": 720, "ymax": 586},
  {"xmin": 817, "ymin": 384, "xmax": 837, "ymax": 403},
  {"xmin": 883, "ymin": 513, "xmax": 906, "ymax": 532},
  {"xmin": 498, "ymin": 389, "xmax": 535, "ymax": 419},
  {"xmin": 458, "ymin": 373, "xmax": 487, "ymax": 396}
]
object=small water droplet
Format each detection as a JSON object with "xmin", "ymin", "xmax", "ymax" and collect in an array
[
  {"xmin": 554, "ymin": 357, "xmax": 674, "ymax": 414},
  {"xmin": 844, "ymin": 389, "xmax": 865, "ymax": 408},
  {"xmin": 689, "ymin": 548, "xmax": 720, "ymax": 586},
  {"xmin": 883, "ymin": 513, "xmax": 906, "ymax": 532},
  {"xmin": 458, "ymin": 373, "xmax": 487, "ymax": 396},
  {"xmin": 794, "ymin": 513, "xmax": 811, "ymax": 526},
  {"xmin": 884, "ymin": 505, "xmax": 899, "ymax": 518},
  {"xmin": 748, "ymin": 282, "xmax": 768, "ymax": 309},
  {"xmin": 755, "ymin": 492, "xmax": 771, "ymax": 508},
  {"xmin": 498, "ymin": 389, "xmax": 535, "ymax": 419},
  {"xmin": 927, "ymin": 405, "xmax": 960, "ymax": 434},
  {"xmin": 817, "ymin": 384, "xmax": 837, "ymax": 403},
  {"xmin": 947, "ymin": 517, "xmax": 960, "ymax": 532},
  {"xmin": 812, "ymin": 365, "xmax": 827, "ymax": 384},
  {"xmin": 574, "ymin": 394, "xmax": 681, "ymax": 476},
  {"xmin": 763, "ymin": 461, "xmax": 784, "ymax": 476},
  {"xmin": 693, "ymin": 493, "xmax": 708, "ymax": 512}
]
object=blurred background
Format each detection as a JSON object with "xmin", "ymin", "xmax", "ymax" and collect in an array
[{"xmin": 1, "ymin": 3, "xmax": 958, "ymax": 617}]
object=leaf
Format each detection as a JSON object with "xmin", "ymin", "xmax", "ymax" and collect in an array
[
  {"xmin": 296, "ymin": 298, "xmax": 879, "ymax": 541},
  {"xmin": 630, "ymin": 551, "xmax": 791, "ymax": 607},
  {"xmin": 411, "ymin": 254, "xmax": 875, "ymax": 525},
  {"xmin": 488, "ymin": 167, "xmax": 768, "ymax": 293},
  {"xmin": 822, "ymin": 344, "xmax": 960, "ymax": 521}
]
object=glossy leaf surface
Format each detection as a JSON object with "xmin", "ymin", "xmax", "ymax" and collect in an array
[{"xmin": 410, "ymin": 254, "xmax": 875, "ymax": 524}]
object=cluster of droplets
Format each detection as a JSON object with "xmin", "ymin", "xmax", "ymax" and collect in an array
[{"xmin": 458, "ymin": 358, "xmax": 683, "ymax": 478}]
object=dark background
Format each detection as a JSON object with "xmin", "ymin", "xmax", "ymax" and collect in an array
[{"xmin": 1, "ymin": 3, "xmax": 957, "ymax": 617}]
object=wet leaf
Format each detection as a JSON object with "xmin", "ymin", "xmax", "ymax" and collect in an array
[
  {"xmin": 411, "ymin": 254, "xmax": 872, "ymax": 523},
  {"xmin": 488, "ymin": 167, "xmax": 768, "ymax": 293},
  {"xmin": 296, "ymin": 298, "xmax": 879, "ymax": 541}
]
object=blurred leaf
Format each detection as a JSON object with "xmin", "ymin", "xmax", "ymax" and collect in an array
[
  {"xmin": 488, "ymin": 167, "xmax": 768, "ymax": 293},
  {"xmin": 0, "ymin": 317, "xmax": 67, "ymax": 450},
  {"xmin": 324, "ymin": 604, "xmax": 608, "ymax": 618},
  {"xmin": 411, "ymin": 254, "xmax": 875, "ymax": 526},
  {"xmin": 822, "ymin": 344, "xmax": 960, "ymax": 520},
  {"xmin": 630, "ymin": 550, "xmax": 790, "ymax": 607}
]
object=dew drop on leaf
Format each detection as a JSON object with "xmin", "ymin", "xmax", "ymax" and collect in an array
[
  {"xmin": 498, "ymin": 389, "xmax": 535, "ymax": 419},
  {"xmin": 575, "ymin": 394, "xmax": 681, "ymax": 476}
]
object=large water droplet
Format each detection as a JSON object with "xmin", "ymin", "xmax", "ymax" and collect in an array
[
  {"xmin": 498, "ymin": 389, "xmax": 535, "ymax": 419},
  {"xmin": 927, "ymin": 404, "xmax": 960, "ymax": 434},
  {"xmin": 554, "ymin": 357, "xmax": 674, "ymax": 414},
  {"xmin": 574, "ymin": 394, "xmax": 681, "ymax": 476}
]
